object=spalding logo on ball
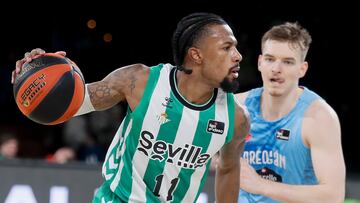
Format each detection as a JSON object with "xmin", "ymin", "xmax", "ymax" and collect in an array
[{"xmin": 13, "ymin": 53, "xmax": 85, "ymax": 125}]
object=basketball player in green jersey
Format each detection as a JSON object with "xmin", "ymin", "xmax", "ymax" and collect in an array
[{"xmin": 13, "ymin": 13, "xmax": 250, "ymax": 203}]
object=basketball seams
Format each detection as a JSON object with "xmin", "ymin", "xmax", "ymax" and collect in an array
[
  {"xmin": 48, "ymin": 71, "xmax": 85, "ymax": 125},
  {"xmin": 29, "ymin": 71, "xmax": 75, "ymax": 124}
]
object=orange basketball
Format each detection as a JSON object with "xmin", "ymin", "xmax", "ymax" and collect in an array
[{"xmin": 13, "ymin": 53, "xmax": 85, "ymax": 125}]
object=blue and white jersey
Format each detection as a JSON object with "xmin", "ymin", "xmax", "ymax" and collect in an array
[{"xmin": 239, "ymin": 87, "xmax": 320, "ymax": 203}]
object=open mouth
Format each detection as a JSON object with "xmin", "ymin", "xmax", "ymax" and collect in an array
[{"xmin": 230, "ymin": 66, "xmax": 240, "ymax": 78}]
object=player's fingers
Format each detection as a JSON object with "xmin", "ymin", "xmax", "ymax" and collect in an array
[
  {"xmin": 30, "ymin": 48, "xmax": 45, "ymax": 56},
  {"xmin": 24, "ymin": 52, "xmax": 30, "ymax": 59},
  {"xmin": 55, "ymin": 51, "xmax": 66, "ymax": 57},
  {"xmin": 24, "ymin": 51, "xmax": 33, "ymax": 62},
  {"xmin": 11, "ymin": 70, "xmax": 15, "ymax": 84},
  {"xmin": 28, "ymin": 48, "xmax": 45, "ymax": 61},
  {"xmin": 15, "ymin": 59, "xmax": 25, "ymax": 74}
]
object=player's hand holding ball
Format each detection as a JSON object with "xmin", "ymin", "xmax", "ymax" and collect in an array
[{"xmin": 12, "ymin": 49, "xmax": 85, "ymax": 125}]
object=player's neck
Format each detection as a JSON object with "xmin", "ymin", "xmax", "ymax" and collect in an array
[
  {"xmin": 261, "ymin": 87, "xmax": 303, "ymax": 121},
  {"xmin": 176, "ymin": 70, "xmax": 214, "ymax": 105}
]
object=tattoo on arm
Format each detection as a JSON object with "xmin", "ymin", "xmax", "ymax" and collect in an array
[
  {"xmin": 129, "ymin": 73, "xmax": 137, "ymax": 94},
  {"xmin": 112, "ymin": 65, "xmax": 140, "ymax": 95},
  {"xmin": 87, "ymin": 64, "xmax": 147, "ymax": 110},
  {"xmin": 88, "ymin": 83, "xmax": 119, "ymax": 110}
]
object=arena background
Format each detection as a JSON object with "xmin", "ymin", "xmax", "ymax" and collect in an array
[{"xmin": 0, "ymin": 1, "xmax": 358, "ymax": 202}]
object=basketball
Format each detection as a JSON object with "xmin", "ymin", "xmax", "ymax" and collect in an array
[{"xmin": 13, "ymin": 53, "xmax": 85, "ymax": 125}]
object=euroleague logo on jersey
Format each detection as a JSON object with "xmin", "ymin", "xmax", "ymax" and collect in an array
[
  {"xmin": 275, "ymin": 128, "xmax": 291, "ymax": 141},
  {"xmin": 206, "ymin": 120, "xmax": 225, "ymax": 134}
]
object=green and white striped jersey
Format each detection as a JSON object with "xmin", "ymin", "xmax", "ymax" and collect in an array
[{"xmin": 95, "ymin": 64, "xmax": 235, "ymax": 203}]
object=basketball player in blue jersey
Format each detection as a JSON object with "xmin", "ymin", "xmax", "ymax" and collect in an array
[
  {"xmin": 13, "ymin": 13, "xmax": 250, "ymax": 203},
  {"xmin": 236, "ymin": 22, "xmax": 346, "ymax": 202}
]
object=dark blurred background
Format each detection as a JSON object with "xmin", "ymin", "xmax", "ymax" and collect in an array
[{"xmin": 0, "ymin": 2, "xmax": 358, "ymax": 172}]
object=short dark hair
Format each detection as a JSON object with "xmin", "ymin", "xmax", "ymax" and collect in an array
[
  {"xmin": 261, "ymin": 22, "xmax": 312, "ymax": 60},
  {"xmin": 172, "ymin": 12, "xmax": 227, "ymax": 73}
]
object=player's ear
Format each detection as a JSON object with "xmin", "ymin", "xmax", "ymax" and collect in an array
[
  {"xmin": 188, "ymin": 47, "xmax": 202, "ymax": 64},
  {"xmin": 257, "ymin": 55, "xmax": 262, "ymax": 71},
  {"xmin": 299, "ymin": 61, "xmax": 308, "ymax": 78}
]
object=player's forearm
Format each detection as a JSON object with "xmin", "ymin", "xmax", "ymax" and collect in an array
[
  {"xmin": 215, "ymin": 166, "xmax": 240, "ymax": 203},
  {"xmin": 261, "ymin": 180, "xmax": 344, "ymax": 203}
]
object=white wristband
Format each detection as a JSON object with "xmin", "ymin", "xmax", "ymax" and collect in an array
[{"xmin": 74, "ymin": 84, "xmax": 95, "ymax": 116}]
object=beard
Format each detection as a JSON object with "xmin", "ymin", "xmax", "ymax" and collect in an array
[{"xmin": 220, "ymin": 77, "xmax": 239, "ymax": 93}]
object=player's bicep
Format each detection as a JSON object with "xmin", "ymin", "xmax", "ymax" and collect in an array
[
  {"xmin": 87, "ymin": 64, "xmax": 149, "ymax": 110},
  {"xmin": 305, "ymin": 103, "xmax": 345, "ymax": 186}
]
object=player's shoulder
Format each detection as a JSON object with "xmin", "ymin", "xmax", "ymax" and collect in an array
[
  {"xmin": 233, "ymin": 91, "xmax": 251, "ymax": 132},
  {"xmin": 121, "ymin": 63, "xmax": 151, "ymax": 82},
  {"xmin": 133, "ymin": 63, "xmax": 175, "ymax": 76},
  {"xmin": 126, "ymin": 63, "xmax": 150, "ymax": 73},
  {"xmin": 233, "ymin": 94, "xmax": 250, "ymax": 131},
  {"xmin": 115, "ymin": 63, "xmax": 151, "ymax": 94},
  {"xmin": 235, "ymin": 91, "xmax": 250, "ymax": 105},
  {"xmin": 302, "ymin": 95, "xmax": 341, "ymax": 147},
  {"xmin": 305, "ymin": 98, "xmax": 339, "ymax": 122}
]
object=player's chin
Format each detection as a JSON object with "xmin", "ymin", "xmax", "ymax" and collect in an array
[
  {"xmin": 220, "ymin": 78, "xmax": 239, "ymax": 93},
  {"xmin": 266, "ymin": 86, "xmax": 284, "ymax": 97}
]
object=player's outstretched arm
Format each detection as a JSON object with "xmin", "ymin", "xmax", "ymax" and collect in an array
[
  {"xmin": 13, "ymin": 48, "xmax": 150, "ymax": 113},
  {"xmin": 87, "ymin": 63, "xmax": 149, "ymax": 111}
]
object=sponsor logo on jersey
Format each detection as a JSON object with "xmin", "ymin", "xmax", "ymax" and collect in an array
[
  {"xmin": 256, "ymin": 167, "xmax": 282, "ymax": 182},
  {"xmin": 276, "ymin": 129, "xmax": 290, "ymax": 141},
  {"xmin": 137, "ymin": 130, "xmax": 211, "ymax": 169},
  {"xmin": 206, "ymin": 120, "xmax": 224, "ymax": 134}
]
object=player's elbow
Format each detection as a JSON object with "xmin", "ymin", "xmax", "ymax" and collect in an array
[
  {"xmin": 330, "ymin": 188, "xmax": 345, "ymax": 203},
  {"xmin": 328, "ymin": 173, "xmax": 346, "ymax": 202},
  {"xmin": 323, "ymin": 184, "xmax": 345, "ymax": 203},
  {"xmin": 325, "ymin": 193, "xmax": 344, "ymax": 203},
  {"xmin": 216, "ymin": 158, "xmax": 240, "ymax": 175}
]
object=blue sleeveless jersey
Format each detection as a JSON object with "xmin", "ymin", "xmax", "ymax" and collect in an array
[{"xmin": 239, "ymin": 87, "xmax": 320, "ymax": 203}]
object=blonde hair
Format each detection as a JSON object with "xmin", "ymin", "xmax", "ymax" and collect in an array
[{"xmin": 261, "ymin": 22, "xmax": 312, "ymax": 60}]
